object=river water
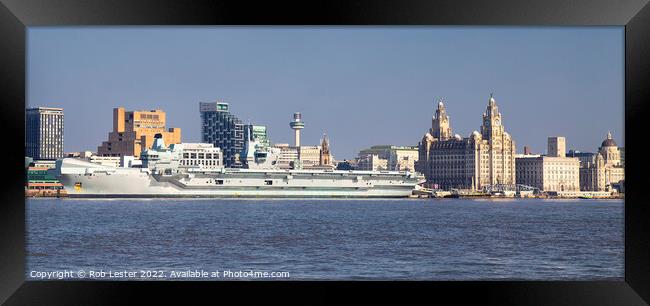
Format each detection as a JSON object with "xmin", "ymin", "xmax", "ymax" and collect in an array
[{"xmin": 26, "ymin": 198, "xmax": 623, "ymax": 280}]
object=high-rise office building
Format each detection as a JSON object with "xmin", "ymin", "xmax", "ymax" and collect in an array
[
  {"xmin": 200, "ymin": 101, "xmax": 244, "ymax": 168},
  {"xmin": 26, "ymin": 107, "xmax": 64, "ymax": 160},
  {"xmin": 97, "ymin": 107, "xmax": 181, "ymax": 157}
]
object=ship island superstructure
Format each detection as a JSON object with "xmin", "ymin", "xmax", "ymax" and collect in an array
[{"xmin": 54, "ymin": 134, "xmax": 424, "ymax": 198}]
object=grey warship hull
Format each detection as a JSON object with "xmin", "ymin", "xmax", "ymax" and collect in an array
[{"xmin": 56, "ymin": 158, "xmax": 423, "ymax": 198}]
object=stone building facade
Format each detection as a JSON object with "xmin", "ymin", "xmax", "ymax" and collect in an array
[
  {"xmin": 516, "ymin": 155, "xmax": 580, "ymax": 192},
  {"xmin": 388, "ymin": 147, "xmax": 419, "ymax": 172},
  {"xmin": 416, "ymin": 95, "xmax": 516, "ymax": 190},
  {"xmin": 579, "ymin": 132, "xmax": 625, "ymax": 191},
  {"xmin": 357, "ymin": 153, "xmax": 389, "ymax": 171},
  {"xmin": 273, "ymin": 144, "xmax": 299, "ymax": 169},
  {"xmin": 357, "ymin": 145, "xmax": 418, "ymax": 172},
  {"xmin": 272, "ymin": 142, "xmax": 332, "ymax": 170}
]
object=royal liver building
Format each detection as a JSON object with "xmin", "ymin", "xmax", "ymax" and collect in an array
[{"xmin": 416, "ymin": 94, "xmax": 516, "ymax": 190}]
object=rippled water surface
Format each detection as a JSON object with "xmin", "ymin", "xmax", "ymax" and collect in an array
[{"xmin": 26, "ymin": 198, "xmax": 623, "ymax": 280}]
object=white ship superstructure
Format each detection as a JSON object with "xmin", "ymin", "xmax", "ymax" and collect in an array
[{"xmin": 54, "ymin": 134, "xmax": 423, "ymax": 198}]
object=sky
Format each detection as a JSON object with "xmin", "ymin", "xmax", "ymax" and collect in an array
[{"xmin": 28, "ymin": 27, "xmax": 624, "ymax": 159}]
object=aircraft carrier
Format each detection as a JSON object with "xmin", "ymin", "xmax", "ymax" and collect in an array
[{"xmin": 54, "ymin": 135, "xmax": 423, "ymax": 198}]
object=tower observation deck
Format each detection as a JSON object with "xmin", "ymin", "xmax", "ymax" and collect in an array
[{"xmin": 289, "ymin": 112, "xmax": 305, "ymax": 146}]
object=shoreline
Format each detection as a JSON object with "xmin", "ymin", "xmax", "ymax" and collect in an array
[{"xmin": 25, "ymin": 195, "xmax": 624, "ymax": 201}]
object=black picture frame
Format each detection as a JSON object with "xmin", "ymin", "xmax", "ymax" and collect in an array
[{"xmin": 1, "ymin": 0, "xmax": 648, "ymax": 304}]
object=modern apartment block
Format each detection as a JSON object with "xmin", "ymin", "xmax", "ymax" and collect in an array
[
  {"xmin": 200, "ymin": 101, "xmax": 244, "ymax": 168},
  {"xmin": 25, "ymin": 107, "xmax": 64, "ymax": 160}
]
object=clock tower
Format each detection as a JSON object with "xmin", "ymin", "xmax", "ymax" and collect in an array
[
  {"xmin": 478, "ymin": 93, "xmax": 515, "ymax": 186},
  {"xmin": 481, "ymin": 93, "xmax": 504, "ymax": 141}
]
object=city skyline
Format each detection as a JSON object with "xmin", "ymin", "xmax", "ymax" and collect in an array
[{"xmin": 28, "ymin": 27, "xmax": 624, "ymax": 159}]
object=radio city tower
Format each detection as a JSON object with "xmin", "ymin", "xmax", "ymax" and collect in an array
[{"xmin": 289, "ymin": 112, "xmax": 305, "ymax": 146}]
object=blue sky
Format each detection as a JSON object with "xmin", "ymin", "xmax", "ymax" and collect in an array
[{"xmin": 28, "ymin": 27, "xmax": 624, "ymax": 159}]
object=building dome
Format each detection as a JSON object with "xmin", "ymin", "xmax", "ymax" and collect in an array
[
  {"xmin": 601, "ymin": 131, "xmax": 617, "ymax": 147},
  {"xmin": 601, "ymin": 139, "xmax": 617, "ymax": 147}
]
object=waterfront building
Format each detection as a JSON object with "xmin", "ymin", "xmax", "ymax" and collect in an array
[
  {"xmin": 357, "ymin": 145, "xmax": 418, "ymax": 172},
  {"xmin": 357, "ymin": 153, "xmax": 389, "ymax": 171},
  {"xmin": 299, "ymin": 145, "xmax": 322, "ymax": 167},
  {"xmin": 273, "ymin": 143, "xmax": 299, "ymax": 169},
  {"xmin": 416, "ymin": 95, "xmax": 516, "ymax": 190},
  {"xmin": 578, "ymin": 132, "xmax": 625, "ymax": 191},
  {"xmin": 356, "ymin": 147, "xmax": 388, "ymax": 171},
  {"xmin": 175, "ymin": 143, "xmax": 223, "ymax": 170},
  {"xmin": 25, "ymin": 166, "xmax": 65, "ymax": 197},
  {"xmin": 97, "ymin": 107, "xmax": 181, "ymax": 158},
  {"xmin": 26, "ymin": 107, "xmax": 64, "ymax": 160},
  {"xmin": 200, "ymin": 101, "xmax": 244, "ymax": 168},
  {"xmin": 515, "ymin": 137, "xmax": 580, "ymax": 192},
  {"xmin": 388, "ymin": 147, "xmax": 418, "ymax": 172}
]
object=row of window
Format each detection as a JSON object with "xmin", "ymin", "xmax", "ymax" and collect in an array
[
  {"xmin": 180, "ymin": 159, "xmax": 221, "ymax": 166},
  {"xmin": 137, "ymin": 114, "xmax": 160, "ymax": 120},
  {"xmin": 182, "ymin": 152, "xmax": 221, "ymax": 159}
]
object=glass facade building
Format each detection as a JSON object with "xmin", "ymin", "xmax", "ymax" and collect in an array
[
  {"xmin": 25, "ymin": 107, "xmax": 64, "ymax": 160},
  {"xmin": 199, "ymin": 102, "xmax": 244, "ymax": 168}
]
